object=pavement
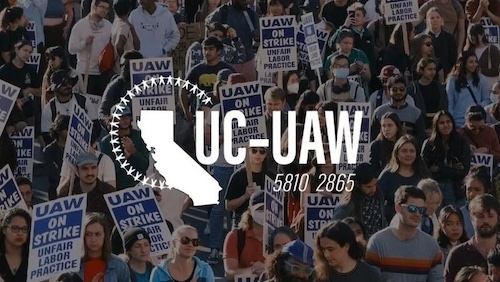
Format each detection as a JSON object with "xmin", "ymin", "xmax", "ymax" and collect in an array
[{"xmin": 32, "ymin": 164, "xmax": 228, "ymax": 280}]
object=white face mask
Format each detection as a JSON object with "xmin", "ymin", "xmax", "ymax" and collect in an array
[
  {"xmin": 252, "ymin": 210, "xmax": 265, "ymax": 225},
  {"xmin": 287, "ymin": 82, "xmax": 299, "ymax": 94}
]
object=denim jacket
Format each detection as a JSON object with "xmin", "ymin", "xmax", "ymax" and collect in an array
[
  {"xmin": 78, "ymin": 254, "xmax": 131, "ymax": 281},
  {"xmin": 150, "ymin": 256, "xmax": 215, "ymax": 282}
]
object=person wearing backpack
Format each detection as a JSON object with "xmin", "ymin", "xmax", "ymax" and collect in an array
[
  {"xmin": 223, "ymin": 190, "xmax": 266, "ymax": 281},
  {"xmin": 368, "ymin": 65, "xmax": 416, "ymax": 111},
  {"xmin": 40, "ymin": 69, "xmax": 96, "ymax": 144}
]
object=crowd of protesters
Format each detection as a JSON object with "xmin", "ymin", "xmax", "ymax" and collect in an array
[{"xmin": 0, "ymin": 0, "xmax": 499, "ymax": 281}]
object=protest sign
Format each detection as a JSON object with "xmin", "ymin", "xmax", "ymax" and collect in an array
[
  {"xmin": 259, "ymin": 16, "xmax": 297, "ymax": 72},
  {"xmin": 9, "ymin": 126, "xmax": 34, "ymax": 181},
  {"xmin": 220, "ymin": 81, "xmax": 267, "ymax": 148},
  {"xmin": 296, "ymin": 20, "xmax": 329, "ymax": 69},
  {"xmin": 171, "ymin": 22, "xmax": 204, "ymax": 77},
  {"xmin": 130, "ymin": 58, "xmax": 174, "ymax": 129},
  {"xmin": 304, "ymin": 194, "xmax": 340, "ymax": 248},
  {"xmin": 62, "ymin": 103, "xmax": 93, "ymax": 171},
  {"xmin": 471, "ymin": 153, "xmax": 494, "ymax": 181},
  {"xmin": 27, "ymin": 53, "xmax": 41, "ymax": 73},
  {"xmin": 337, "ymin": 102, "xmax": 371, "ymax": 173},
  {"xmin": 298, "ymin": 13, "xmax": 323, "ymax": 70},
  {"xmin": 0, "ymin": 165, "xmax": 29, "ymax": 212},
  {"xmin": 105, "ymin": 185, "xmax": 172, "ymax": 257},
  {"xmin": 0, "ymin": 79, "xmax": 20, "ymax": 134},
  {"xmin": 28, "ymin": 194, "xmax": 87, "ymax": 282},
  {"xmin": 235, "ymin": 275, "xmax": 259, "ymax": 282},
  {"xmin": 27, "ymin": 21, "xmax": 38, "ymax": 51},
  {"xmin": 384, "ymin": 0, "xmax": 419, "ymax": 25},
  {"xmin": 264, "ymin": 176, "xmax": 284, "ymax": 254},
  {"xmin": 481, "ymin": 17, "xmax": 500, "ymax": 49}
]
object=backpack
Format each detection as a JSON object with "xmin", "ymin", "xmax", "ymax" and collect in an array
[
  {"xmin": 50, "ymin": 93, "xmax": 87, "ymax": 121},
  {"xmin": 236, "ymin": 228, "xmax": 246, "ymax": 260}
]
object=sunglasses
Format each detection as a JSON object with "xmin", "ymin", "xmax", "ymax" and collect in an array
[
  {"xmin": 251, "ymin": 148, "xmax": 267, "ymax": 155},
  {"xmin": 180, "ymin": 236, "xmax": 200, "ymax": 247},
  {"xmin": 401, "ymin": 204, "xmax": 427, "ymax": 215}
]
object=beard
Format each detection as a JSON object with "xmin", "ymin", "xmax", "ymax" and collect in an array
[{"xmin": 477, "ymin": 225, "xmax": 497, "ymax": 238}]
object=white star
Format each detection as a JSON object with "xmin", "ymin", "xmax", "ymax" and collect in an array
[
  {"xmin": 111, "ymin": 113, "xmax": 121, "ymax": 120},
  {"xmin": 115, "ymin": 104, "xmax": 125, "ymax": 112},
  {"xmin": 133, "ymin": 172, "xmax": 142, "ymax": 181},
  {"xmin": 127, "ymin": 167, "xmax": 136, "ymax": 175},
  {"xmin": 109, "ymin": 130, "xmax": 118, "ymax": 136},
  {"xmin": 150, "ymin": 77, "xmax": 157, "ymax": 86},
  {"xmin": 111, "ymin": 147, "xmax": 122, "ymax": 153},
  {"xmin": 159, "ymin": 180, "xmax": 166, "ymax": 189},
  {"xmin": 110, "ymin": 138, "xmax": 119, "ymax": 145},
  {"xmin": 158, "ymin": 76, "xmax": 165, "ymax": 85},
  {"xmin": 141, "ymin": 176, "xmax": 150, "ymax": 185},
  {"xmin": 134, "ymin": 85, "xmax": 141, "ymax": 93},
  {"xmin": 175, "ymin": 77, "xmax": 182, "ymax": 86},
  {"xmin": 110, "ymin": 121, "xmax": 119, "ymax": 128},
  {"xmin": 167, "ymin": 76, "xmax": 174, "ymax": 86},
  {"xmin": 141, "ymin": 80, "xmax": 149, "ymax": 89},
  {"xmin": 182, "ymin": 80, "xmax": 191, "ymax": 90},
  {"xmin": 120, "ymin": 97, "xmax": 129, "ymax": 106},
  {"xmin": 202, "ymin": 97, "xmax": 213, "ymax": 105},
  {"xmin": 116, "ymin": 153, "xmax": 125, "ymax": 161},
  {"xmin": 126, "ymin": 90, "xmax": 135, "ymax": 99},
  {"xmin": 190, "ymin": 84, "xmax": 199, "ymax": 94},
  {"xmin": 151, "ymin": 179, "xmax": 158, "ymax": 186}
]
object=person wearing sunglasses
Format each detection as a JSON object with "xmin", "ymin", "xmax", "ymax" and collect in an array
[
  {"xmin": 445, "ymin": 194, "xmax": 500, "ymax": 282},
  {"xmin": 150, "ymin": 225, "xmax": 215, "ymax": 282},
  {"xmin": 314, "ymin": 221, "xmax": 381, "ymax": 282},
  {"xmin": 458, "ymin": 105, "xmax": 500, "ymax": 164},
  {"xmin": 0, "ymin": 207, "xmax": 31, "ymax": 282},
  {"xmin": 366, "ymin": 185, "xmax": 444, "ymax": 281},
  {"xmin": 261, "ymin": 239, "xmax": 314, "ymax": 282}
]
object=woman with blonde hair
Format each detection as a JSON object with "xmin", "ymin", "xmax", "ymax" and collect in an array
[{"xmin": 150, "ymin": 225, "xmax": 214, "ymax": 281}]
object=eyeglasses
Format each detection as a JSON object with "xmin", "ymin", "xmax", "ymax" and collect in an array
[
  {"xmin": 424, "ymin": 42, "xmax": 432, "ymax": 47},
  {"xmin": 8, "ymin": 225, "xmax": 29, "ymax": 234},
  {"xmin": 284, "ymin": 261, "xmax": 314, "ymax": 276},
  {"xmin": 251, "ymin": 148, "xmax": 267, "ymax": 155},
  {"xmin": 401, "ymin": 204, "xmax": 427, "ymax": 215},
  {"xmin": 180, "ymin": 236, "xmax": 200, "ymax": 247},
  {"xmin": 391, "ymin": 87, "xmax": 406, "ymax": 92}
]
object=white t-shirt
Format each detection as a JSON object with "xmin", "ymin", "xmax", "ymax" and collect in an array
[
  {"xmin": 60, "ymin": 150, "xmax": 116, "ymax": 183},
  {"xmin": 40, "ymin": 95, "xmax": 97, "ymax": 133}
]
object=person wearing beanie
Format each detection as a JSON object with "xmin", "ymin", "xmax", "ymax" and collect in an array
[
  {"xmin": 333, "ymin": 163, "xmax": 387, "ymax": 237},
  {"xmin": 122, "ymin": 227, "xmax": 154, "ymax": 282},
  {"xmin": 261, "ymin": 239, "xmax": 315, "ymax": 282}
]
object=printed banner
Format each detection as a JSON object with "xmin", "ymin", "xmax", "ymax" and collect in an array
[
  {"xmin": 480, "ymin": 17, "xmax": 500, "ymax": 49},
  {"xmin": 28, "ymin": 194, "xmax": 86, "ymax": 282},
  {"xmin": 0, "ymin": 79, "xmax": 20, "ymax": 134},
  {"xmin": 264, "ymin": 176, "xmax": 284, "ymax": 254},
  {"xmin": 105, "ymin": 186, "xmax": 172, "ymax": 257},
  {"xmin": 220, "ymin": 81, "xmax": 267, "ymax": 148},
  {"xmin": 304, "ymin": 194, "xmax": 340, "ymax": 248},
  {"xmin": 0, "ymin": 165, "xmax": 29, "ymax": 212},
  {"xmin": 27, "ymin": 54, "xmax": 41, "ymax": 73},
  {"xmin": 235, "ymin": 275, "xmax": 259, "ymax": 282},
  {"xmin": 297, "ymin": 20, "xmax": 329, "ymax": 70},
  {"xmin": 9, "ymin": 126, "xmax": 34, "ymax": 181},
  {"xmin": 27, "ymin": 21, "xmax": 38, "ymax": 52},
  {"xmin": 384, "ymin": 0, "xmax": 419, "ymax": 25},
  {"xmin": 259, "ymin": 16, "xmax": 297, "ymax": 72},
  {"xmin": 337, "ymin": 102, "xmax": 371, "ymax": 173},
  {"xmin": 471, "ymin": 153, "xmax": 494, "ymax": 181},
  {"xmin": 130, "ymin": 58, "xmax": 175, "ymax": 129},
  {"xmin": 299, "ymin": 13, "xmax": 323, "ymax": 70},
  {"xmin": 62, "ymin": 103, "xmax": 93, "ymax": 171}
]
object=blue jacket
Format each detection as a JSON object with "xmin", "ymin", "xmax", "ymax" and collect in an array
[
  {"xmin": 78, "ymin": 254, "xmax": 131, "ymax": 281},
  {"xmin": 150, "ymin": 256, "xmax": 215, "ymax": 282}
]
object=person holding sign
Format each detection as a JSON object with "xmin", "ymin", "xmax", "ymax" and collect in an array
[
  {"xmin": 313, "ymin": 221, "xmax": 381, "ymax": 281},
  {"xmin": 0, "ymin": 208, "xmax": 31, "ymax": 282},
  {"xmin": 78, "ymin": 212, "xmax": 130, "ymax": 281},
  {"xmin": 150, "ymin": 225, "xmax": 215, "ymax": 282}
]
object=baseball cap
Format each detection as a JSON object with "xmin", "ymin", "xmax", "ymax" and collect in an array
[
  {"xmin": 378, "ymin": 65, "xmax": 401, "ymax": 80},
  {"xmin": 281, "ymin": 240, "xmax": 314, "ymax": 266},
  {"xmin": 49, "ymin": 69, "xmax": 78, "ymax": 92},
  {"xmin": 110, "ymin": 103, "xmax": 132, "ymax": 116},
  {"xmin": 123, "ymin": 227, "xmax": 151, "ymax": 251},
  {"xmin": 75, "ymin": 152, "xmax": 98, "ymax": 167},
  {"xmin": 217, "ymin": 69, "xmax": 233, "ymax": 83}
]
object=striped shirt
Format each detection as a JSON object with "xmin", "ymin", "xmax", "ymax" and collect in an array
[{"xmin": 366, "ymin": 227, "xmax": 443, "ymax": 282}]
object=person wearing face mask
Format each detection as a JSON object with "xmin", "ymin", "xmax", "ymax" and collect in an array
[
  {"xmin": 485, "ymin": 81, "xmax": 500, "ymax": 124},
  {"xmin": 317, "ymin": 54, "xmax": 365, "ymax": 103},
  {"xmin": 223, "ymin": 190, "xmax": 266, "ymax": 281}
]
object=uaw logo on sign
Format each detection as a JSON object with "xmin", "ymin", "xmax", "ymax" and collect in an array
[{"xmin": 481, "ymin": 17, "xmax": 499, "ymax": 49}]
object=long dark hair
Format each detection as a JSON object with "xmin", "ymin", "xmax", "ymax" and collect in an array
[
  {"xmin": 0, "ymin": 207, "xmax": 31, "ymax": 258},
  {"xmin": 449, "ymin": 50, "xmax": 480, "ymax": 92},
  {"xmin": 429, "ymin": 111, "xmax": 459, "ymax": 144},
  {"xmin": 437, "ymin": 205, "xmax": 468, "ymax": 249},
  {"xmin": 0, "ymin": 6, "xmax": 23, "ymax": 30},
  {"xmin": 463, "ymin": 165, "xmax": 496, "ymax": 199},
  {"xmin": 341, "ymin": 163, "xmax": 379, "ymax": 215}
]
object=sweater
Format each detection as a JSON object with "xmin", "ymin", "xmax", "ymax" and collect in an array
[
  {"xmin": 129, "ymin": 3, "xmax": 180, "ymax": 58},
  {"xmin": 366, "ymin": 228, "xmax": 444, "ymax": 282},
  {"xmin": 149, "ymin": 257, "xmax": 215, "ymax": 282},
  {"xmin": 457, "ymin": 125, "xmax": 500, "ymax": 162},
  {"xmin": 446, "ymin": 74, "xmax": 491, "ymax": 127},
  {"xmin": 68, "ymin": 15, "xmax": 112, "ymax": 75}
]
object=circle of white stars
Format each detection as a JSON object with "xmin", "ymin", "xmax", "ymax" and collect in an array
[{"xmin": 109, "ymin": 75, "xmax": 212, "ymax": 189}]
